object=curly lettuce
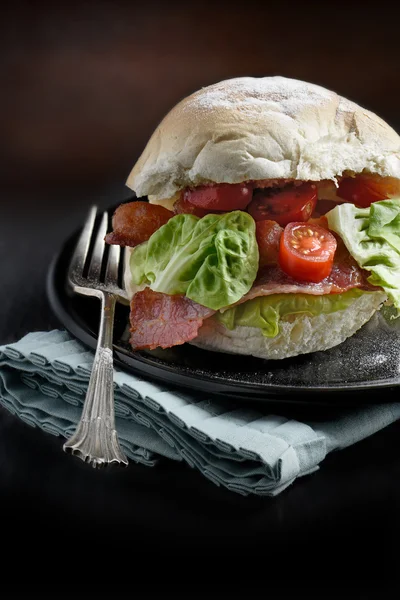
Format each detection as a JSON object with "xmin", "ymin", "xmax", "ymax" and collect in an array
[
  {"xmin": 129, "ymin": 211, "xmax": 259, "ymax": 310},
  {"xmin": 326, "ymin": 197, "xmax": 400, "ymax": 312},
  {"xmin": 217, "ymin": 289, "xmax": 367, "ymax": 337}
]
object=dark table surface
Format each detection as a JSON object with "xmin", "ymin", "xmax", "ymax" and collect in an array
[{"xmin": 1, "ymin": 181, "xmax": 399, "ymax": 594}]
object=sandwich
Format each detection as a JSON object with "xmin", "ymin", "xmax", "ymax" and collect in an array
[{"xmin": 105, "ymin": 76, "xmax": 400, "ymax": 360}]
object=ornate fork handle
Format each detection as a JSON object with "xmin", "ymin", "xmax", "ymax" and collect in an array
[{"xmin": 64, "ymin": 293, "xmax": 128, "ymax": 467}]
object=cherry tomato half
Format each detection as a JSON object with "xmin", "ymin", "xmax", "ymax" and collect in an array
[
  {"xmin": 255, "ymin": 220, "xmax": 283, "ymax": 268},
  {"xmin": 279, "ymin": 222, "xmax": 337, "ymax": 283},
  {"xmin": 184, "ymin": 183, "xmax": 253, "ymax": 211},
  {"xmin": 247, "ymin": 183, "xmax": 317, "ymax": 226},
  {"xmin": 337, "ymin": 175, "xmax": 400, "ymax": 208}
]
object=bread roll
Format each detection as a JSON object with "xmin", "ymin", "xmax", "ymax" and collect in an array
[
  {"xmin": 126, "ymin": 76, "xmax": 400, "ymax": 202},
  {"xmin": 190, "ymin": 291, "xmax": 387, "ymax": 360}
]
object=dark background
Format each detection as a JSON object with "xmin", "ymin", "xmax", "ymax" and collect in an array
[
  {"xmin": 1, "ymin": 1, "xmax": 400, "ymax": 595},
  {"xmin": 2, "ymin": 0, "xmax": 400, "ymax": 194}
]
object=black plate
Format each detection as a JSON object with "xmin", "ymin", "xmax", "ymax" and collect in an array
[{"xmin": 46, "ymin": 207, "xmax": 400, "ymax": 407}]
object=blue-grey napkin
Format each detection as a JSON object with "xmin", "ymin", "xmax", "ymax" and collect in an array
[{"xmin": 1, "ymin": 330, "xmax": 399, "ymax": 496}]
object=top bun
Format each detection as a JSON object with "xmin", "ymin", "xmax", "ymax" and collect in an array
[{"xmin": 126, "ymin": 76, "xmax": 400, "ymax": 201}]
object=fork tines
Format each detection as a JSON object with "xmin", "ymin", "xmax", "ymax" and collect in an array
[{"xmin": 68, "ymin": 206, "xmax": 128, "ymax": 300}]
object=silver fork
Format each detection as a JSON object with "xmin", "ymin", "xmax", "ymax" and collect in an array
[{"xmin": 63, "ymin": 205, "xmax": 129, "ymax": 468}]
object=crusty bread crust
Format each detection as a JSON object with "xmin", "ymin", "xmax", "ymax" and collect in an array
[
  {"xmin": 126, "ymin": 76, "xmax": 400, "ymax": 201},
  {"xmin": 190, "ymin": 291, "xmax": 387, "ymax": 360}
]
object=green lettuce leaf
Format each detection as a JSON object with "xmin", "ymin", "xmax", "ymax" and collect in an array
[
  {"xmin": 326, "ymin": 197, "xmax": 400, "ymax": 311},
  {"xmin": 217, "ymin": 289, "xmax": 367, "ymax": 337},
  {"xmin": 130, "ymin": 211, "xmax": 259, "ymax": 310},
  {"xmin": 369, "ymin": 199, "xmax": 400, "ymax": 253}
]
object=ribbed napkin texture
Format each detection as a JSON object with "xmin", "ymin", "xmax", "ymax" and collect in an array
[{"xmin": 1, "ymin": 330, "xmax": 399, "ymax": 496}]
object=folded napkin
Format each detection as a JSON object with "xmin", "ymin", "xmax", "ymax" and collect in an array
[{"xmin": 1, "ymin": 329, "xmax": 399, "ymax": 496}]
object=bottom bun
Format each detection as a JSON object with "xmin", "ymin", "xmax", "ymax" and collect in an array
[{"xmin": 190, "ymin": 291, "xmax": 387, "ymax": 360}]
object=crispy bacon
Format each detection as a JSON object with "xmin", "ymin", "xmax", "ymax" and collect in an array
[
  {"xmin": 129, "ymin": 253, "xmax": 379, "ymax": 351},
  {"xmin": 105, "ymin": 201, "xmax": 173, "ymax": 247},
  {"xmin": 129, "ymin": 288, "xmax": 214, "ymax": 350},
  {"xmin": 237, "ymin": 230, "xmax": 380, "ymax": 305},
  {"xmin": 236, "ymin": 262, "xmax": 378, "ymax": 307}
]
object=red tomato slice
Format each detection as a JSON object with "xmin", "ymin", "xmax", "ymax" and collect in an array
[
  {"xmin": 184, "ymin": 183, "xmax": 253, "ymax": 211},
  {"xmin": 279, "ymin": 222, "xmax": 337, "ymax": 283},
  {"xmin": 256, "ymin": 220, "xmax": 283, "ymax": 268},
  {"xmin": 173, "ymin": 195, "xmax": 212, "ymax": 218},
  {"xmin": 247, "ymin": 183, "xmax": 317, "ymax": 226},
  {"xmin": 337, "ymin": 175, "xmax": 400, "ymax": 207}
]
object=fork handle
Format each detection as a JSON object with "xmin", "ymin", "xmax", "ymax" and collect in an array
[{"xmin": 63, "ymin": 293, "xmax": 128, "ymax": 467}]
